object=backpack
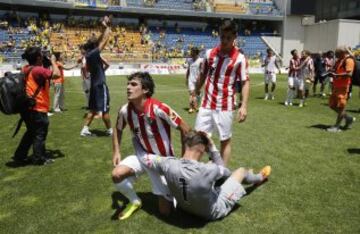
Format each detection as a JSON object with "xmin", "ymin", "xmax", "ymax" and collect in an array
[
  {"xmin": 0, "ymin": 67, "xmax": 44, "ymax": 137},
  {"xmin": 351, "ymin": 58, "xmax": 360, "ymax": 86},
  {"xmin": 343, "ymin": 57, "xmax": 360, "ymax": 86},
  {"xmin": 0, "ymin": 71, "xmax": 29, "ymax": 115},
  {"xmin": 0, "ymin": 67, "xmax": 45, "ymax": 115}
]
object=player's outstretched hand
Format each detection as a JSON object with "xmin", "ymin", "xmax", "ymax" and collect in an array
[
  {"xmin": 237, "ymin": 106, "xmax": 247, "ymax": 123},
  {"xmin": 102, "ymin": 15, "xmax": 111, "ymax": 28}
]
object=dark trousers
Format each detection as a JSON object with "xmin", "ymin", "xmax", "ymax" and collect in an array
[{"xmin": 14, "ymin": 111, "xmax": 49, "ymax": 161}]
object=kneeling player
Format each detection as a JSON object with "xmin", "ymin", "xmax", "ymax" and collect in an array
[
  {"xmin": 143, "ymin": 131, "xmax": 271, "ymax": 220},
  {"xmin": 111, "ymin": 72, "xmax": 190, "ymax": 220}
]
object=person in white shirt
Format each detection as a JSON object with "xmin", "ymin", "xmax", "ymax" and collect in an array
[
  {"xmin": 185, "ymin": 47, "xmax": 203, "ymax": 113},
  {"xmin": 262, "ymin": 49, "xmax": 281, "ymax": 100}
]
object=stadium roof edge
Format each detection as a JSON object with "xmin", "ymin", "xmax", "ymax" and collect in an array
[{"xmin": 0, "ymin": 0, "xmax": 283, "ymax": 22}]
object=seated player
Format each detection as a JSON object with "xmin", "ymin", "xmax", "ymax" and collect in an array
[{"xmin": 141, "ymin": 131, "xmax": 271, "ymax": 220}]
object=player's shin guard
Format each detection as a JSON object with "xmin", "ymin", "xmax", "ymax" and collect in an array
[{"xmin": 114, "ymin": 178, "xmax": 141, "ymax": 204}]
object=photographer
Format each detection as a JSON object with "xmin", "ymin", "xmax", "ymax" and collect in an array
[
  {"xmin": 12, "ymin": 47, "xmax": 60, "ymax": 165},
  {"xmin": 327, "ymin": 46, "xmax": 355, "ymax": 132}
]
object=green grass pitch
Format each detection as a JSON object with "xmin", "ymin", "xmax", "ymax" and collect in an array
[{"xmin": 0, "ymin": 74, "xmax": 359, "ymax": 233}]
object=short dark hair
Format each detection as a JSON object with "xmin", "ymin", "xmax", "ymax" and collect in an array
[
  {"xmin": 184, "ymin": 131, "xmax": 209, "ymax": 148},
  {"xmin": 290, "ymin": 49, "xmax": 297, "ymax": 56},
  {"xmin": 128, "ymin": 72, "xmax": 155, "ymax": 97},
  {"xmin": 219, "ymin": 20, "xmax": 238, "ymax": 36},
  {"xmin": 267, "ymin": 48, "xmax": 273, "ymax": 54},
  {"xmin": 83, "ymin": 36, "xmax": 98, "ymax": 52},
  {"xmin": 21, "ymin": 47, "xmax": 42, "ymax": 65},
  {"xmin": 191, "ymin": 47, "xmax": 200, "ymax": 55},
  {"xmin": 327, "ymin": 50, "xmax": 334, "ymax": 57}
]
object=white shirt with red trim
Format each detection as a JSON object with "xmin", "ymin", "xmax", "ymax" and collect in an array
[
  {"xmin": 186, "ymin": 57, "xmax": 204, "ymax": 84},
  {"xmin": 201, "ymin": 46, "xmax": 248, "ymax": 111},
  {"xmin": 117, "ymin": 98, "xmax": 182, "ymax": 157},
  {"xmin": 264, "ymin": 55, "xmax": 277, "ymax": 73}
]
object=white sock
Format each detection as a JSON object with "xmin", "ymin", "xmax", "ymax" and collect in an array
[
  {"xmin": 114, "ymin": 179, "xmax": 141, "ymax": 204},
  {"xmin": 289, "ymin": 89, "xmax": 295, "ymax": 103},
  {"xmin": 107, "ymin": 128, "xmax": 113, "ymax": 134},
  {"xmin": 82, "ymin": 126, "xmax": 89, "ymax": 131},
  {"xmin": 245, "ymin": 171, "xmax": 263, "ymax": 184}
]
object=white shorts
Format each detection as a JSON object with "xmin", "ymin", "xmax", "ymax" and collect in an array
[
  {"xmin": 210, "ymin": 176, "xmax": 246, "ymax": 220},
  {"xmin": 295, "ymin": 77, "xmax": 304, "ymax": 91},
  {"xmin": 188, "ymin": 79, "xmax": 196, "ymax": 92},
  {"xmin": 288, "ymin": 76, "xmax": 296, "ymax": 87},
  {"xmin": 119, "ymin": 138, "xmax": 172, "ymax": 201},
  {"xmin": 264, "ymin": 73, "xmax": 276, "ymax": 84},
  {"xmin": 194, "ymin": 107, "xmax": 233, "ymax": 141},
  {"xmin": 119, "ymin": 155, "xmax": 172, "ymax": 201}
]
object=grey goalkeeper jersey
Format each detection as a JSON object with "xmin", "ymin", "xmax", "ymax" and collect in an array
[{"xmin": 142, "ymin": 154, "xmax": 231, "ymax": 219}]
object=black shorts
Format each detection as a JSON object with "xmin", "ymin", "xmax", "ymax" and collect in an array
[{"xmin": 89, "ymin": 83, "xmax": 110, "ymax": 113}]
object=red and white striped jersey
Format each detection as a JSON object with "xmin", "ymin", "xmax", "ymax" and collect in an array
[
  {"xmin": 201, "ymin": 46, "xmax": 249, "ymax": 111},
  {"xmin": 116, "ymin": 98, "xmax": 182, "ymax": 157},
  {"xmin": 288, "ymin": 57, "xmax": 301, "ymax": 77}
]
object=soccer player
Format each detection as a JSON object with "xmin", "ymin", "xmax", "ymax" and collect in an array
[
  {"xmin": 141, "ymin": 131, "xmax": 271, "ymax": 220},
  {"xmin": 297, "ymin": 50, "xmax": 314, "ymax": 107},
  {"xmin": 327, "ymin": 46, "xmax": 355, "ymax": 132},
  {"xmin": 285, "ymin": 49, "xmax": 300, "ymax": 106},
  {"xmin": 12, "ymin": 47, "xmax": 60, "ymax": 165},
  {"xmin": 80, "ymin": 16, "xmax": 112, "ymax": 136},
  {"xmin": 194, "ymin": 20, "xmax": 249, "ymax": 165},
  {"xmin": 321, "ymin": 50, "xmax": 335, "ymax": 96},
  {"xmin": 111, "ymin": 72, "xmax": 190, "ymax": 220},
  {"xmin": 185, "ymin": 47, "xmax": 203, "ymax": 113},
  {"xmin": 262, "ymin": 48, "xmax": 281, "ymax": 100}
]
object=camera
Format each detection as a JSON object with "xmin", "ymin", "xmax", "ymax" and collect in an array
[{"xmin": 42, "ymin": 50, "xmax": 52, "ymax": 68}]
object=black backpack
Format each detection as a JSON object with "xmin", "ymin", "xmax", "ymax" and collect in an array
[
  {"xmin": 0, "ymin": 71, "xmax": 27, "ymax": 115},
  {"xmin": 0, "ymin": 67, "xmax": 44, "ymax": 115},
  {"xmin": 0, "ymin": 67, "xmax": 44, "ymax": 137},
  {"xmin": 351, "ymin": 58, "xmax": 360, "ymax": 86}
]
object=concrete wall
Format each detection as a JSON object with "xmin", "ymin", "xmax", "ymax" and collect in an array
[
  {"xmin": 304, "ymin": 20, "xmax": 339, "ymax": 52},
  {"xmin": 304, "ymin": 19, "xmax": 360, "ymax": 52},
  {"xmin": 274, "ymin": 18, "xmax": 360, "ymax": 65},
  {"xmin": 337, "ymin": 19, "xmax": 360, "ymax": 48},
  {"xmin": 282, "ymin": 15, "xmax": 305, "ymax": 64}
]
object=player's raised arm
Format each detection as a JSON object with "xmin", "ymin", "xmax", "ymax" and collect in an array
[{"xmin": 98, "ymin": 15, "xmax": 112, "ymax": 52}]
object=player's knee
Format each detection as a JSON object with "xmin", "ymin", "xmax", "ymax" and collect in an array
[
  {"xmin": 231, "ymin": 167, "xmax": 247, "ymax": 182},
  {"xmin": 111, "ymin": 167, "xmax": 127, "ymax": 183}
]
